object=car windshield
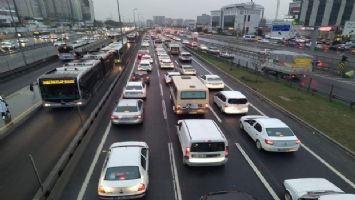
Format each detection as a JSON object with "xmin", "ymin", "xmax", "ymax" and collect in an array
[
  {"xmin": 228, "ymin": 98, "xmax": 248, "ymax": 104},
  {"xmin": 140, "ymin": 63, "xmax": 149, "ymax": 66},
  {"xmin": 126, "ymin": 86, "xmax": 143, "ymax": 90},
  {"xmin": 266, "ymin": 128, "xmax": 295, "ymax": 137},
  {"xmin": 115, "ymin": 105, "xmax": 138, "ymax": 112},
  {"xmin": 104, "ymin": 166, "xmax": 141, "ymax": 180},
  {"xmin": 191, "ymin": 142, "xmax": 225, "ymax": 152},
  {"xmin": 207, "ymin": 77, "xmax": 222, "ymax": 81}
]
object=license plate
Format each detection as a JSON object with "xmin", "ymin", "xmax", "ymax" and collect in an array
[
  {"xmin": 185, "ymin": 104, "xmax": 198, "ymax": 109},
  {"xmin": 193, "ymin": 154, "xmax": 206, "ymax": 158}
]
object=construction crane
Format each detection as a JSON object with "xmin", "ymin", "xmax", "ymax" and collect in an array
[{"xmin": 275, "ymin": 0, "xmax": 280, "ymax": 20}]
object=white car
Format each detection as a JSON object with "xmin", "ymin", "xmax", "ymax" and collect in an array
[
  {"xmin": 179, "ymin": 64, "xmax": 196, "ymax": 75},
  {"xmin": 98, "ymin": 142, "xmax": 149, "ymax": 199},
  {"xmin": 158, "ymin": 54, "xmax": 170, "ymax": 62},
  {"xmin": 164, "ymin": 71, "xmax": 181, "ymax": 84},
  {"xmin": 141, "ymin": 54, "xmax": 153, "ymax": 64},
  {"xmin": 123, "ymin": 82, "xmax": 147, "ymax": 99},
  {"xmin": 141, "ymin": 41, "xmax": 150, "ymax": 47},
  {"xmin": 182, "ymin": 40, "xmax": 190, "ymax": 45},
  {"xmin": 199, "ymin": 74, "xmax": 224, "ymax": 89},
  {"xmin": 54, "ymin": 41, "xmax": 66, "ymax": 47},
  {"xmin": 160, "ymin": 59, "xmax": 174, "ymax": 69},
  {"xmin": 1, "ymin": 41, "xmax": 17, "ymax": 49},
  {"xmin": 240, "ymin": 115, "xmax": 301, "ymax": 152},
  {"xmin": 213, "ymin": 91, "xmax": 249, "ymax": 114},
  {"xmin": 137, "ymin": 60, "xmax": 152, "ymax": 72},
  {"xmin": 198, "ymin": 44, "xmax": 208, "ymax": 51},
  {"xmin": 111, "ymin": 99, "xmax": 144, "ymax": 124},
  {"xmin": 284, "ymin": 178, "xmax": 355, "ymax": 200}
]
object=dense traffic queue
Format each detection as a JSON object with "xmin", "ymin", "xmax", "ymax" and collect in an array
[{"xmin": 98, "ymin": 32, "xmax": 355, "ymax": 200}]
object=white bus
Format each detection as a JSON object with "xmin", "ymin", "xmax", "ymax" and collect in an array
[{"xmin": 170, "ymin": 76, "xmax": 209, "ymax": 114}]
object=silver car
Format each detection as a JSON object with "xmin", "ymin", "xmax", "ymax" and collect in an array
[{"xmin": 111, "ymin": 99, "xmax": 144, "ymax": 124}]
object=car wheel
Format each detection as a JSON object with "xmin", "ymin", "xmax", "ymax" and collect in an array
[
  {"xmin": 239, "ymin": 121, "xmax": 244, "ymax": 130},
  {"xmin": 256, "ymin": 140, "xmax": 263, "ymax": 151},
  {"xmin": 285, "ymin": 191, "xmax": 292, "ymax": 200}
]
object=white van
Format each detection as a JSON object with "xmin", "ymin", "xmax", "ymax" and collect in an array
[
  {"xmin": 213, "ymin": 91, "xmax": 249, "ymax": 114},
  {"xmin": 176, "ymin": 119, "xmax": 228, "ymax": 166}
]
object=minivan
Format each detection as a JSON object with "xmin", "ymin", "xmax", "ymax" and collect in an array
[
  {"xmin": 213, "ymin": 91, "xmax": 249, "ymax": 114},
  {"xmin": 176, "ymin": 119, "xmax": 228, "ymax": 166}
]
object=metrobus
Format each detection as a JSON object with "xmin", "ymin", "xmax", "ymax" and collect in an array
[
  {"xmin": 168, "ymin": 43, "xmax": 180, "ymax": 55},
  {"xmin": 38, "ymin": 59, "xmax": 103, "ymax": 107},
  {"xmin": 170, "ymin": 76, "xmax": 209, "ymax": 114},
  {"xmin": 82, "ymin": 51, "xmax": 115, "ymax": 75}
]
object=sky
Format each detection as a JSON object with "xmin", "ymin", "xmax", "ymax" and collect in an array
[{"xmin": 92, "ymin": 0, "xmax": 292, "ymax": 22}]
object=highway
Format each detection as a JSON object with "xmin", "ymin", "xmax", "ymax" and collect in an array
[
  {"xmin": 58, "ymin": 35, "xmax": 355, "ymax": 200},
  {"xmin": 0, "ymin": 42, "xmax": 136, "ymax": 199}
]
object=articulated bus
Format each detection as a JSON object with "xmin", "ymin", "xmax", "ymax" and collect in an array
[
  {"xmin": 170, "ymin": 76, "xmax": 209, "ymax": 114},
  {"xmin": 82, "ymin": 51, "xmax": 115, "ymax": 75}
]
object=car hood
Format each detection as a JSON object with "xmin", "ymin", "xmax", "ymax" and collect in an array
[{"xmin": 284, "ymin": 178, "xmax": 343, "ymax": 197}]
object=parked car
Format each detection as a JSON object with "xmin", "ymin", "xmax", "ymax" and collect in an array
[
  {"xmin": 137, "ymin": 60, "xmax": 152, "ymax": 72},
  {"xmin": 164, "ymin": 71, "xmax": 181, "ymax": 84},
  {"xmin": 111, "ymin": 99, "xmax": 144, "ymax": 124},
  {"xmin": 123, "ymin": 81, "xmax": 147, "ymax": 99},
  {"xmin": 131, "ymin": 71, "xmax": 150, "ymax": 84},
  {"xmin": 98, "ymin": 141, "xmax": 149, "ymax": 198},
  {"xmin": 240, "ymin": 115, "xmax": 301, "ymax": 152},
  {"xmin": 213, "ymin": 91, "xmax": 249, "ymax": 114},
  {"xmin": 284, "ymin": 178, "xmax": 355, "ymax": 200},
  {"xmin": 199, "ymin": 74, "xmax": 225, "ymax": 89}
]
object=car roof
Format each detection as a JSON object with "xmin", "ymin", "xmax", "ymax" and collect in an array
[
  {"xmin": 142, "ymin": 54, "xmax": 151, "ymax": 57},
  {"xmin": 126, "ymin": 81, "xmax": 143, "ymax": 86},
  {"xmin": 117, "ymin": 99, "xmax": 139, "ymax": 107},
  {"xmin": 181, "ymin": 64, "xmax": 193, "ymax": 68},
  {"xmin": 108, "ymin": 142, "xmax": 148, "ymax": 167},
  {"xmin": 140, "ymin": 60, "xmax": 150, "ymax": 64},
  {"xmin": 220, "ymin": 91, "xmax": 246, "ymax": 99},
  {"xmin": 284, "ymin": 178, "xmax": 343, "ymax": 197},
  {"xmin": 167, "ymin": 71, "xmax": 181, "ymax": 75},
  {"xmin": 205, "ymin": 74, "xmax": 221, "ymax": 78},
  {"xmin": 256, "ymin": 118, "xmax": 288, "ymax": 128},
  {"xmin": 182, "ymin": 119, "xmax": 226, "ymax": 141}
]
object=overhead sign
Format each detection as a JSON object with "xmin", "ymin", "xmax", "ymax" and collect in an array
[
  {"xmin": 272, "ymin": 24, "xmax": 291, "ymax": 32},
  {"xmin": 42, "ymin": 80, "xmax": 75, "ymax": 85},
  {"xmin": 343, "ymin": 21, "xmax": 355, "ymax": 35}
]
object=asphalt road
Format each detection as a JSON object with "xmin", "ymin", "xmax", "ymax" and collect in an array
[
  {"xmin": 59, "ymin": 36, "xmax": 355, "ymax": 200},
  {"xmin": 0, "ymin": 45, "xmax": 133, "ymax": 199}
]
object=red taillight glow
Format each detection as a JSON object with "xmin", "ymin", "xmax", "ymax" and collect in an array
[
  {"xmin": 296, "ymin": 139, "xmax": 301, "ymax": 144},
  {"xmin": 264, "ymin": 139, "xmax": 274, "ymax": 145},
  {"xmin": 138, "ymin": 183, "xmax": 145, "ymax": 191},
  {"xmin": 185, "ymin": 147, "xmax": 190, "ymax": 158},
  {"xmin": 176, "ymin": 104, "xmax": 181, "ymax": 110},
  {"xmin": 111, "ymin": 115, "xmax": 118, "ymax": 120},
  {"xmin": 98, "ymin": 186, "xmax": 106, "ymax": 193},
  {"xmin": 225, "ymin": 146, "xmax": 229, "ymax": 157}
]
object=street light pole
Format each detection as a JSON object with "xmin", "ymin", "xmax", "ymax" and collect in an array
[
  {"xmin": 116, "ymin": 0, "xmax": 124, "ymax": 47},
  {"xmin": 133, "ymin": 8, "xmax": 137, "ymax": 29}
]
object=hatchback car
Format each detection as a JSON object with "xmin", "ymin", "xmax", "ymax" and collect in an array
[
  {"xmin": 199, "ymin": 75, "xmax": 225, "ymax": 89},
  {"xmin": 111, "ymin": 99, "xmax": 144, "ymax": 124},
  {"xmin": 131, "ymin": 71, "xmax": 150, "ymax": 84},
  {"xmin": 213, "ymin": 91, "xmax": 249, "ymax": 114},
  {"xmin": 137, "ymin": 60, "xmax": 152, "ymax": 72},
  {"xmin": 240, "ymin": 115, "xmax": 301, "ymax": 152},
  {"xmin": 98, "ymin": 141, "xmax": 149, "ymax": 199},
  {"xmin": 123, "ymin": 82, "xmax": 147, "ymax": 99},
  {"xmin": 164, "ymin": 71, "xmax": 181, "ymax": 84}
]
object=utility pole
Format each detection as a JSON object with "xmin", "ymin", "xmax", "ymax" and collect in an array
[
  {"xmin": 116, "ymin": 0, "xmax": 124, "ymax": 47},
  {"xmin": 133, "ymin": 8, "xmax": 137, "ymax": 29},
  {"xmin": 275, "ymin": 0, "xmax": 280, "ymax": 20}
]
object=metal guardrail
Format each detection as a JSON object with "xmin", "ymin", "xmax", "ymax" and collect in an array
[{"xmin": 0, "ymin": 42, "xmax": 53, "ymax": 56}]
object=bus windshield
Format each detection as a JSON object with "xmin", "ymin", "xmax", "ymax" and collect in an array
[{"xmin": 40, "ymin": 83, "xmax": 80, "ymax": 101}]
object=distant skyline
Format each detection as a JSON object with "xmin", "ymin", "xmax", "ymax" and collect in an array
[{"xmin": 93, "ymin": 0, "xmax": 292, "ymax": 22}]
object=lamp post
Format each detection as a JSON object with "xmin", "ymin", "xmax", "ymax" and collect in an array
[
  {"xmin": 133, "ymin": 8, "xmax": 137, "ymax": 29},
  {"xmin": 116, "ymin": 0, "xmax": 124, "ymax": 47}
]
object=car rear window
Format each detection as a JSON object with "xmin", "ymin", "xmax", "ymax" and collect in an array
[
  {"xmin": 191, "ymin": 142, "xmax": 225, "ymax": 152},
  {"xmin": 228, "ymin": 98, "xmax": 248, "ymax": 104},
  {"xmin": 115, "ymin": 106, "xmax": 138, "ymax": 112},
  {"xmin": 207, "ymin": 77, "xmax": 222, "ymax": 81},
  {"xmin": 104, "ymin": 166, "xmax": 141, "ymax": 180},
  {"xmin": 266, "ymin": 128, "xmax": 295, "ymax": 137},
  {"xmin": 126, "ymin": 86, "xmax": 143, "ymax": 90},
  {"xmin": 180, "ymin": 91, "xmax": 206, "ymax": 99}
]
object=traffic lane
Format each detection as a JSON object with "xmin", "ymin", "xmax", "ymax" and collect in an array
[
  {"xmin": 156, "ymin": 70, "xmax": 273, "ymax": 200},
  {"xmin": 0, "ymin": 59, "xmax": 61, "ymax": 96},
  {"xmin": 189, "ymin": 52, "xmax": 355, "ymax": 192},
  {"xmin": 0, "ymin": 67, "xmax": 122, "ymax": 200},
  {"xmin": 80, "ymin": 60, "xmax": 176, "ymax": 199}
]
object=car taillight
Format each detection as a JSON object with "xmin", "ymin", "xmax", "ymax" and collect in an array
[
  {"xmin": 176, "ymin": 104, "xmax": 181, "ymax": 110},
  {"xmin": 98, "ymin": 186, "xmax": 106, "ymax": 193},
  {"xmin": 185, "ymin": 147, "xmax": 190, "ymax": 158},
  {"xmin": 146, "ymin": 76, "xmax": 149, "ymax": 79},
  {"xmin": 111, "ymin": 115, "xmax": 118, "ymax": 120},
  {"xmin": 225, "ymin": 146, "xmax": 229, "ymax": 157},
  {"xmin": 205, "ymin": 103, "xmax": 209, "ymax": 108},
  {"xmin": 296, "ymin": 139, "xmax": 301, "ymax": 144},
  {"xmin": 138, "ymin": 183, "xmax": 145, "ymax": 191},
  {"xmin": 265, "ymin": 139, "xmax": 273, "ymax": 145}
]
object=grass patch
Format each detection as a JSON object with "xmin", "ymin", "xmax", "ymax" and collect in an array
[{"xmin": 195, "ymin": 51, "xmax": 355, "ymax": 152}]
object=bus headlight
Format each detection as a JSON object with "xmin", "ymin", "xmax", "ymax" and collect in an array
[{"xmin": 44, "ymin": 103, "xmax": 51, "ymax": 107}]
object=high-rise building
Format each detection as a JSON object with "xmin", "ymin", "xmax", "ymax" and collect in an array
[
  {"xmin": 196, "ymin": 14, "xmax": 210, "ymax": 26},
  {"xmin": 164, "ymin": 18, "xmax": 173, "ymax": 26},
  {"xmin": 288, "ymin": 0, "xmax": 301, "ymax": 20},
  {"xmin": 146, "ymin": 19, "xmax": 153, "ymax": 27},
  {"xmin": 299, "ymin": 0, "xmax": 355, "ymax": 27},
  {"xmin": 176, "ymin": 18, "xmax": 184, "ymax": 27},
  {"xmin": 184, "ymin": 19, "xmax": 196, "ymax": 29},
  {"xmin": 210, "ymin": 10, "xmax": 221, "ymax": 31},
  {"xmin": 153, "ymin": 16, "xmax": 165, "ymax": 26}
]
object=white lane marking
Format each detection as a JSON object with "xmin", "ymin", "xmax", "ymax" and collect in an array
[
  {"xmin": 159, "ymin": 83, "xmax": 164, "ymax": 97},
  {"xmin": 192, "ymin": 57, "xmax": 213, "ymax": 74},
  {"xmin": 236, "ymin": 143, "xmax": 281, "ymax": 200},
  {"xmin": 162, "ymin": 99, "xmax": 167, "ymax": 120},
  {"xmin": 249, "ymin": 103, "xmax": 267, "ymax": 116},
  {"xmin": 208, "ymin": 105, "xmax": 222, "ymax": 123},
  {"xmin": 174, "ymin": 60, "xmax": 179, "ymax": 65},
  {"xmin": 77, "ymin": 122, "xmax": 112, "ymax": 200},
  {"xmin": 301, "ymin": 144, "xmax": 355, "ymax": 189},
  {"xmin": 168, "ymin": 143, "xmax": 182, "ymax": 200}
]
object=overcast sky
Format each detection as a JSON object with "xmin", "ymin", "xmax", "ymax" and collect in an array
[{"xmin": 93, "ymin": 0, "xmax": 292, "ymax": 22}]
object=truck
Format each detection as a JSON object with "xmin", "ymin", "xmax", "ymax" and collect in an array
[{"xmin": 260, "ymin": 50, "xmax": 313, "ymax": 79}]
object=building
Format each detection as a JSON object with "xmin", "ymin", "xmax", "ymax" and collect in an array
[
  {"xmin": 212, "ymin": 2, "xmax": 264, "ymax": 34},
  {"xmin": 184, "ymin": 19, "xmax": 196, "ymax": 29},
  {"xmin": 210, "ymin": 10, "xmax": 221, "ymax": 31},
  {"xmin": 176, "ymin": 18, "xmax": 184, "ymax": 27},
  {"xmin": 146, "ymin": 19, "xmax": 153, "ymax": 27},
  {"xmin": 0, "ymin": 8, "xmax": 18, "ymax": 26},
  {"xmin": 81, "ymin": 0, "xmax": 95, "ymax": 24},
  {"xmin": 164, "ymin": 17, "xmax": 173, "ymax": 26},
  {"xmin": 196, "ymin": 14, "xmax": 210, "ymax": 26},
  {"xmin": 153, "ymin": 16, "xmax": 165, "ymax": 26},
  {"xmin": 299, "ymin": 0, "xmax": 355, "ymax": 27},
  {"xmin": 288, "ymin": 0, "xmax": 301, "ymax": 20}
]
